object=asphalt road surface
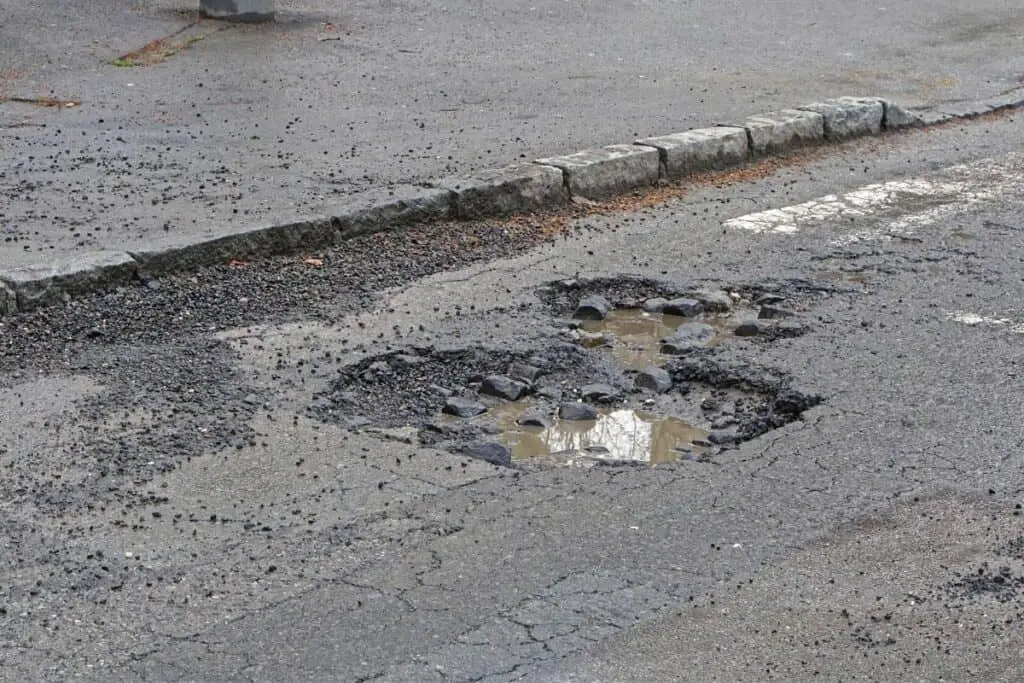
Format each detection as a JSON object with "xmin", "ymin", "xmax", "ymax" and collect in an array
[
  {"xmin": 3, "ymin": 111, "xmax": 1024, "ymax": 681},
  {"xmin": 2, "ymin": 0, "xmax": 1024, "ymax": 268}
]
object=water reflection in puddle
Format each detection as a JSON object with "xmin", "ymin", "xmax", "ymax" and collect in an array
[
  {"xmin": 491, "ymin": 402, "xmax": 709, "ymax": 464},
  {"xmin": 579, "ymin": 309, "xmax": 735, "ymax": 369}
]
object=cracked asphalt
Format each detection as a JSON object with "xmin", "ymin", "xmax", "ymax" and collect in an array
[
  {"xmin": 4, "ymin": 114, "xmax": 1024, "ymax": 681},
  {"xmin": 3, "ymin": 0, "xmax": 1024, "ymax": 268}
]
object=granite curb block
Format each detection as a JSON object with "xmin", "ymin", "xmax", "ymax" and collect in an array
[
  {"xmin": 907, "ymin": 92, "xmax": 1024, "ymax": 127},
  {"xmin": 0, "ymin": 92, "xmax": 1021, "ymax": 317},
  {"xmin": 435, "ymin": 163, "xmax": 568, "ymax": 218},
  {"xmin": 742, "ymin": 109, "xmax": 826, "ymax": 156},
  {"xmin": 635, "ymin": 126, "xmax": 749, "ymax": 179},
  {"xmin": 797, "ymin": 97, "xmax": 885, "ymax": 140},
  {"xmin": 0, "ymin": 282, "xmax": 16, "ymax": 317},
  {"xmin": 535, "ymin": 144, "xmax": 661, "ymax": 200},
  {"xmin": 0, "ymin": 251, "xmax": 138, "ymax": 312},
  {"xmin": 129, "ymin": 186, "xmax": 453, "ymax": 273}
]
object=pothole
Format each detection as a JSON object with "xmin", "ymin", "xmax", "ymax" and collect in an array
[
  {"xmin": 311, "ymin": 276, "xmax": 826, "ymax": 469},
  {"xmin": 542, "ymin": 275, "xmax": 811, "ymax": 350}
]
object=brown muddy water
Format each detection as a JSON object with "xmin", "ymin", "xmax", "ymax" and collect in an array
[
  {"xmin": 577, "ymin": 308, "xmax": 737, "ymax": 370},
  {"xmin": 489, "ymin": 401, "xmax": 709, "ymax": 465}
]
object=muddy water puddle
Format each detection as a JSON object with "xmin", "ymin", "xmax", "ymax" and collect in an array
[
  {"xmin": 578, "ymin": 309, "xmax": 736, "ymax": 370},
  {"xmin": 489, "ymin": 401, "xmax": 709, "ymax": 465}
]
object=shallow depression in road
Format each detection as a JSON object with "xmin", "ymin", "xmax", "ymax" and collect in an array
[{"xmin": 489, "ymin": 401, "xmax": 710, "ymax": 465}]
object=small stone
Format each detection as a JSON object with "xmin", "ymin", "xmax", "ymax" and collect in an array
[
  {"xmin": 755, "ymin": 293, "xmax": 786, "ymax": 306},
  {"xmin": 243, "ymin": 393, "xmax": 259, "ymax": 406},
  {"xmin": 634, "ymin": 367, "xmax": 672, "ymax": 393},
  {"xmin": 480, "ymin": 375, "xmax": 529, "ymax": 401},
  {"xmin": 772, "ymin": 320, "xmax": 809, "ymax": 338},
  {"xmin": 368, "ymin": 360, "xmax": 391, "ymax": 374},
  {"xmin": 391, "ymin": 354, "xmax": 425, "ymax": 368},
  {"xmin": 711, "ymin": 416, "xmax": 738, "ymax": 430},
  {"xmin": 429, "ymin": 384, "xmax": 454, "ymax": 397},
  {"xmin": 573, "ymin": 295, "xmax": 612, "ymax": 321},
  {"xmin": 758, "ymin": 305, "xmax": 794, "ymax": 320},
  {"xmin": 422, "ymin": 422, "xmax": 450, "ymax": 434},
  {"xmin": 443, "ymin": 397, "xmax": 487, "ymax": 418},
  {"xmin": 580, "ymin": 383, "xmax": 620, "ymax": 403},
  {"xmin": 734, "ymin": 320, "xmax": 761, "ymax": 337},
  {"xmin": 663, "ymin": 297, "xmax": 704, "ymax": 317},
  {"xmin": 463, "ymin": 442, "xmax": 512, "ymax": 467},
  {"xmin": 145, "ymin": 278, "xmax": 162, "ymax": 291},
  {"xmin": 661, "ymin": 323, "xmax": 715, "ymax": 354},
  {"xmin": 508, "ymin": 362, "xmax": 542, "ymax": 384},
  {"xmin": 559, "ymin": 402, "xmax": 598, "ymax": 421},
  {"xmin": 518, "ymin": 411, "xmax": 552, "ymax": 428},
  {"xmin": 693, "ymin": 289, "xmax": 732, "ymax": 312},
  {"xmin": 708, "ymin": 429, "xmax": 738, "ymax": 445},
  {"xmin": 643, "ymin": 297, "xmax": 669, "ymax": 313},
  {"xmin": 575, "ymin": 330, "xmax": 609, "ymax": 348},
  {"xmin": 535, "ymin": 385, "xmax": 563, "ymax": 401}
]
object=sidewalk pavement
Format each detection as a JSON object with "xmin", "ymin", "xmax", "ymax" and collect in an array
[{"xmin": 2, "ymin": 0, "xmax": 1023, "ymax": 270}]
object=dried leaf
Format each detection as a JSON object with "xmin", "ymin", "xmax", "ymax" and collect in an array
[
  {"xmin": 303, "ymin": 257, "xmax": 324, "ymax": 267},
  {"xmin": 227, "ymin": 259, "xmax": 249, "ymax": 268}
]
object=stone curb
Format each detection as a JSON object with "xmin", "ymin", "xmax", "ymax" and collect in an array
[
  {"xmin": 636, "ymin": 127, "xmax": 749, "ymax": 179},
  {"xmin": 128, "ymin": 186, "xmax": 453, "ymax": 274},
  {"xmin": 2, "ymin": 251, "xmax": 139, "ymax": 313},
  {"xmin": 1, "ymin": 91, "xmax": 1022, "ymax": 316},
  {"xmin": 436, "ymin": 163, "xmax": 567, "ymax": 218},
  {"xmin": 536, "ymin": 144, "xmax": 661, "ymax": 200}
]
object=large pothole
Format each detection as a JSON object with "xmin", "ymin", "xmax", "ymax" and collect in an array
[{"xmin": 311, "ymin": 276, "xmax": 825, "ymax": 468}]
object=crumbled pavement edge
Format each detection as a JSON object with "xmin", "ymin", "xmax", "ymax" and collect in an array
[{"xmin": 2, "ymin": 92, "xmax": 1022, "ymax": 316}]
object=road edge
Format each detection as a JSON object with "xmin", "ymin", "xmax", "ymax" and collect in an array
[{"xmin": 1, "ymin": 93, "xmax": 1021, "ymax": 316}]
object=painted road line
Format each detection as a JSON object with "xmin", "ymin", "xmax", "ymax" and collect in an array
[
  {"xmin": 723, "ymin": 154, "xmax": 1024, "ymax": 244},
  {"xmin": 946, "ymin": 311, "xmax": 1024, "ymax": 334}
]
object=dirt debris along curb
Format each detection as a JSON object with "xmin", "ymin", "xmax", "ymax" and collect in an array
[{"xmin": 1, "ymin": 93, "xmax": 1021, "ymax": 317}]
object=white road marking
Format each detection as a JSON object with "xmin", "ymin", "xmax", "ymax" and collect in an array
[
  {"xmin": 946, "ymin": 311, "xmax": 1024, "ymax": 334},
  {"xmin": 723, "ymin": 154, "xmax": 1024, "ymax": 244}
]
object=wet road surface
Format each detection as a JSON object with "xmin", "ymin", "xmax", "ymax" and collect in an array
[
  {"xmin": 3, "ymin": 0, "xmax": 1024, "ymax": 268},
  {"xmin": 3, "ymin": 112, "xmax": 1024, "ymax": 680}
]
